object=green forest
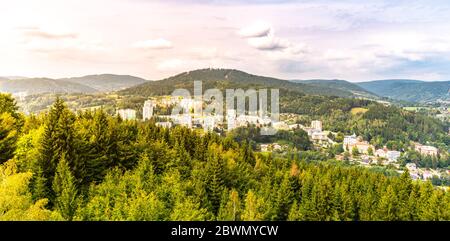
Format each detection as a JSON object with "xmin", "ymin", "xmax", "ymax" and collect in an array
[{"xmin": 0, "ymin": 93, "xmax": 449, "ymax": 221}]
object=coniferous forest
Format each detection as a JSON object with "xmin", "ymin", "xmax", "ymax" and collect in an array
[{"xmin": 1, "ymin": 93, "xmax": 449, "ymax": 221}]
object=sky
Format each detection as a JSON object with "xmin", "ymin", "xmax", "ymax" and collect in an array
[{"xmin": 1, "ymin": 0, "xmax": 450, "ymax": 81}]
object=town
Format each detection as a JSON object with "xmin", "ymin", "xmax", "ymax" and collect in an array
[{"xmin": 115, "ymin": 95, "xmax": 449, "ymax": 185}]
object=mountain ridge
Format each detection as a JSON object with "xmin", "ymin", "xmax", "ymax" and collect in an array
[
  {"xmin": 0, "ymin": 78, "xmax": 97, "ymax": 94},
  {"xmin": 0, "ymin": 74, "xmax": 149, "ymax": 95},
  {"xmin": 120, "ymin": 68, "xmax": 357, "ymax": 98},
  {"xmin": 291, "ymin": 79, "xmax": 379, "ymax": 99},
  {"xmin": 357, "ymin": 79, "xmax": 450, "ymax": 103},
  {"xmin": 59, "ymin": 74, "xmax": 148, "ymax": 92}
]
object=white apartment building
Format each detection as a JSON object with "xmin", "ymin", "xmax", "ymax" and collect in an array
[
  {"xmin": 174, "ymin": 114, "xmax": 192, "ymax": 128},
  {"xmin": 203, "ymin": 116, "xmax": 216, "ymax": 131},
  {"xmin": 227, "ymin": 109, "xmax": 237, "ymax": 131},
  {"xmin": 311, "ymin": 120, "xmax": 322, "ymax": 131},
  {"xmin": 117, "ymin": 109, "xmax": 136, "ymax": 120},
  {"xmin": 143, "ymin": 100, "xmax": 154, "ymax": 120}
]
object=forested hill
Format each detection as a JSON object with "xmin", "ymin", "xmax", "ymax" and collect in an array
[
  {"xmin": 0, "ymin": 74, "xmax": 148, "ymax": 94},
  {"xmin": 119, "ymin": 68, "xmax": 355, "ymax": 97},
  {"xmin": 357, "ymin": 79, "xmax": 450, "ymax": 103},
  {"xmin": 0, "ymin": 78, "xmax": 97, "ymax": 94},
  {"xmin": 59, "ymin": 74, "xmax": 148, "ymax": 92},
  {"xmin": 291, "ymin": 79, "xmax": 379, "ymax": 99}
]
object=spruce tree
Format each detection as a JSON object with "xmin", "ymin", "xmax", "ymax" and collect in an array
[
  {"xmin": 241, "ymin": 190, "xmax": 264, "ymax": 221},
  {"xmin": 377, "ymin": 186, "xmax": 399, "ymax": 221},
  {"xmin": 38, "ymin": 97, "xmax": 77, "ymax": 200},
  {"xmin": 205, "ymin": 144, "xmax": 225, "ymax": 215},
  {"xmin": 52, "ymin": 155, "xmax": 78, "ymax": 221},
  {"xmin": 218, "ymin": 189, "xmax": 241, "ymax": 221}
]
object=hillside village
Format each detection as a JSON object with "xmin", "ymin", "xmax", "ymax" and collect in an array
[{"xmin": 115, "ymin": 95, "xmax": 448, "ymax": 184}]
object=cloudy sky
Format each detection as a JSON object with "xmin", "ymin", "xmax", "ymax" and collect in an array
[{"xmin": 1, "ymin": 0, "xmax": 450, "ymax": 81}]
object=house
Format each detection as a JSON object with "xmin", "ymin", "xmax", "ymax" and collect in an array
[
  {"xmin": 414, "ymin": 143, "xmax": 439, "ymax": 156},
  {"xmin": 422, "ymin": 170, "xmax": 433, "ymax": 180},
  {"xmin": 375, "ymin": 149, "xmax": 387, "ymax": 158},
  {"xmin": 343, "ymin": 134, "xmax": 357, "ymax": 151},
  {"xmin": 386, "ymin": 151, "xmax": 401, "ymax": 161},
  {"xmin": 343, "ymin": 134, "xmax": 375, "ymax": 155},
  {"xmin": 406, "ymin": 163, "xmax": 417, "ymax": 171},
  {"xmin": 260, "ymin": 144, "xmax": 269, "ymax": 152},
  {"xmin": 355, "ymin": 143, "xmax": 372, "ymax": 154}
]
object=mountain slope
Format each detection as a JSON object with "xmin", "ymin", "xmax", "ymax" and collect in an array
[
  {"xmin": 292, "ymin": 79, "xmax": 379, "ymax": 99},
  {"xmin": 0, "ymin": 74, "xmax": 148, "ymax": 95},
  {"xmin": 60, "ymin": 74, "xmax": 148, "ymax": 92},
  {"xmin": 357, "ymin": 79, "xmax": 450, "ymax": 103},
  {"xmin": 120, "ymin": 68, "xmax": 354, "ymax": 97},
  {"xmin": 0, "ymin": 78, "xmax": 97, "ymax": 94}
]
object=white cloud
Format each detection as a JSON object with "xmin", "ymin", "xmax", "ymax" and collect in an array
[
  {"xmin": 238, "ymin": 21, "xmax": 272, "ymax": 38},
  {"xmin": 247, "ymin": 33, "xmax": 289, "ymax": 50},
  {"xmin": 132, "ymin": 38, "xmax": 173, "ymax": 49},
  {"xmin": 239, "ymin": 22, "xmax": 309, "ymax": 55},
  {"xmin": 22, "ymin": 29, "xmax": 78, "ymax": 40}
]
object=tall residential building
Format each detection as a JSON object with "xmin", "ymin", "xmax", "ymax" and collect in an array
[
  {"xmin": 117, "ymin": 109, "xmax": 136, "ymax": 120},
  {"xmin": 204, "ymin": 116, "xmax": 215, "ymax": 131},
  {"xmin": 177, "ymin": 114, "xmax": 193, "ymax": 128},
  {"xmin": 143, "ymin": 100, "xmax": 154, "ymax": 120},
  {"xmin": 227, "ymin": 109, "xmax": 236, "ymax": 131},
  {"xmin": 311, "ymin": 120, "xmax": 322, "ymax": 131}
]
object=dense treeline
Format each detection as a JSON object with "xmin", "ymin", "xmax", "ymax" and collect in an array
[
  {"xmin": 1, "ymin": 93, "xmax": 449, "ymax": 221},
  {"xmin": 228, "ymin": 125, "xmax": 312, "ymax": 151}
]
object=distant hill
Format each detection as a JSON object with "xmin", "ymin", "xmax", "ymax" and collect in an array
[
  {"xmin": 1, "ymin": 76, "xmax": 29, "ymax": 80},
  {"xmin": 0, "ymin": 74, "xmax": 148, "ymax": 95},
  {"xmin": 357, "ymin": 79, "xmax": 450, "ymax": 103},
  {"xmin": 120, "ymin": 68, "xmax": 354, "ymax": 97},
  {"xmin": 0, "ymin": 78, "xmax": 97, "ymax": 94},
  {"xmin": 60, "ymin": 74, "xmax": 148, "ymax": 92},
  {"xmin": 291, "ymin": 79, "xmax": 379, "ymax": 99}
]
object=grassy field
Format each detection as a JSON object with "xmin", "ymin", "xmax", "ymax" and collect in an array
[{"xmin": 351, "ymin": 107, "xmax": 368, "ymax": 115}]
